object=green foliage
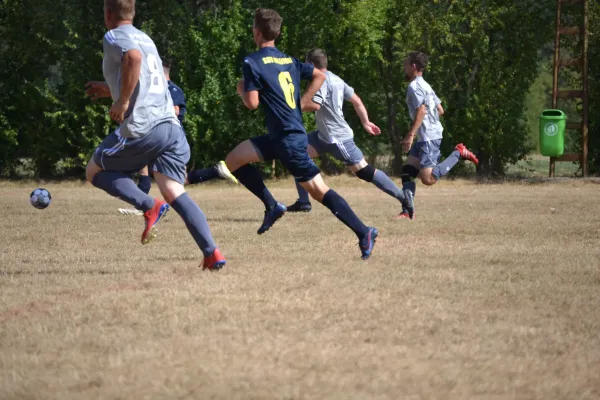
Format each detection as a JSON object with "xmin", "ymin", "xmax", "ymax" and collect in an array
[{"xmin": 0, "ymin": 0, "xmax": 564, "ymax": 178}]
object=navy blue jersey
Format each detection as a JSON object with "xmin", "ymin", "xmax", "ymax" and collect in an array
[
  {"xmin": 168, "ymin": 81, "xmax": 186, "ymax": 124},
  {"xmin": 242, "ymin": 47, "xmax": 314, "ymax": 137}
]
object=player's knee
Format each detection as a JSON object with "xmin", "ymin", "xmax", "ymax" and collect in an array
[
  {"xmin": 420, "ymin": 174, "xmax": 436, "ymax": 186},
  {"xmin": 355, "ymin": 164, "xmax": 376, "ymax": 183},
  {"xmin": 401, "ymin": 165, "xmax": 419, "ymax": 184}
]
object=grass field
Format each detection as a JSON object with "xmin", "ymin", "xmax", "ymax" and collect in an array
[{"xmin": 1, "ymin": 177, "xmax": 599, "ymax": 399}]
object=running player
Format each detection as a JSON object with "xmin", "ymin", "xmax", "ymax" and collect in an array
[
  {"xmin": 85, "ymin": 0, "xmax": 225, "ymax": 269},
  {"xmin": 117, "ymin": 58, "xmax": 237, "ymax": 215},
  {"xmin": 286, "ymin": 48, "xmax": 413, "ymax": 217},
  {"xmin": 398, "ymin": 51, "xmax": 479, "ymax": 219},
  {"xmin": 221, "ymin": 8, "xmax": 378, "ymax": 259}
]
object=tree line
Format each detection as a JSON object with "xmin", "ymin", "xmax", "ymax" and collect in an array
[{"xmin": 0, "ymin": 0, "xmax": 598, "ymax": 178}]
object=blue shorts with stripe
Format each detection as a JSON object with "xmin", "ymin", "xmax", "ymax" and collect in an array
[
  {"xmin": 249, "ymin": 133, "xmax": 321, "ymax": 183},
  {"xmin": 93, "ymin": 122, "xmax": 190, "ymax": 184},
  {"xmin": 307, "ymin": 131, "xmax": 364, "ymax": 166},
  {"xmin": 408, "ymin": 139, "xmax": 442, "ymax": 169}
]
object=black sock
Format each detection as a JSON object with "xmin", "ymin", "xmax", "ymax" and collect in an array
[
  {"xmin": 137, "ymin": 175, "xmax": 152, "ymax": 194},
  {"xmin": 187, "ymin": 166, "xmax": 219, "ymax": 185},
  {"xmin": 232, "ymin": 165, "xmax": 277, "ymax": 210},
  {"xmin": 322, "ymin": 189, "xmax": 368, "ymax": 239}
]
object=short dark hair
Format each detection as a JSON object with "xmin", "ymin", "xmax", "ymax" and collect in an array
[
  {"xmin": 406, "ymin": 52, "xmax": 428, "ymax": 71},
  {"xmin": 162, "ymin": 58, "xmax": 172, "ymax": 70},
  {"xmin": 104, "ymin": 0, "xmax": 135, "ymax": 20},
  {"xmin": 306, "ymin": 48, "xmax": 328, "ymax": 69},
  {"xmin": 254, "ymin": 8, "xmax": 282, "ymax": 41}
]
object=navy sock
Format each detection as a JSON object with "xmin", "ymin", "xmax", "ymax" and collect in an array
[
  {"xmin": 322, "ymin": 189, "xmax": 369, "ymax": 239},
  {"xmin": 187, "ymin": 166, "xmax": 219, "ymax": 185},
  {"xmin": 232, "ymin": 165, "xmax": 278, "ymax": 210},
  {"xmin": 137, "ymin": 175, "xmax": 152, "ymax": 194},
  {"xmin": 92, "ymin": 171, "xmax": 154, "ymax": 211},
  {"xmin": 171, "ymin": 193, "xmax": 217, "ymax": 257},
  {"xmin": 295, "ymin": 180, "xmax": 311, "ymax": 204},
  {"xmin": 432, "ymin": 150, "xmax": 461, "ymax": 180}
]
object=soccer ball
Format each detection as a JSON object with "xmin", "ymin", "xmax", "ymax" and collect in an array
[{"xmin": 30, "ymin": 188, "xmax": 52, "ymax": 209}]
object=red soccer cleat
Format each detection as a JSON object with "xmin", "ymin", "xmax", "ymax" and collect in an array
[
  {"xmin": 455, "ymin": 143, "xmax": 479, "ymax": 165},
  {"xmin": 202, "ymin": 248, "xmax": 226, "ymax": 270},
  {"xmin": 394, "ymin": 211, "xmax": 416, "ymax": 220},
  {"xmin": 141, "ymin": 199, "xmax": 170, "ymax": 245}
]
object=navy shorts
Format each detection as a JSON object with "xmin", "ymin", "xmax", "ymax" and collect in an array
[
  {"xmin": 308, "ymin": 131, "xmax": 364, "ymax": 166},
  {"xmin": 250, "ymin": 133, "xmax": 321, "ymax": 183},
  {"xmin": 408, "ymin": 139, "xmax": 442, "ymax": 169},
  {"xmin": 93, "ymin": 122, "xmax": 190, "ymax": 184}
]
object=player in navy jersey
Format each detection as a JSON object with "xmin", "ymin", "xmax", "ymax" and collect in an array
[{"xmin": 221, "ymin": 8, "xmax": 378, "ymax": 259}]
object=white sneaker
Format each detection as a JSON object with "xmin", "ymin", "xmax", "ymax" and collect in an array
[
  {"xmin": 117, "ymin": 208, "xmax": 144, "ymax": 216},
  {"xmin": 215, "ymin": 160, "xmax": 239, "ymax": 184}
]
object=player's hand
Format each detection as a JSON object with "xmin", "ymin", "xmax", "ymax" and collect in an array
[
  {"xmin": 85, "ymin": 81, "xmax": 110, "ymax": 100},
  {"xmin": 109, "ymin": 98, "xmax": 129, "ymax": 124},
  {"xmin": 363, "ymin": 122, "xmax": 381, "ymax": 136},
  {"xmin": 402, "ymin": 134, "xmax": 415, "ymax": 153}
]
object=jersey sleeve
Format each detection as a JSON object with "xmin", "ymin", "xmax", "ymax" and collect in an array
[
  {"xmin": 294, "ymin": 58, "xmax": 315, "ymax": 81},
  {"xmin": 407, "ymin": 85, "xmax": 426, "ymax": 112},
  {"xmin": 312, "ymin": 80, "xmax": 328, "ymax": 106},
  {"xmin": 242, "ymin": 57, "xmax": 262, "ymax": 92},
  {"xmin": 343, "ymin": 82, "xmax": 355, "ymax": 101},
  {"xmin": 103, "ymin": 30, "xmax": 138, "ymax": 62}
]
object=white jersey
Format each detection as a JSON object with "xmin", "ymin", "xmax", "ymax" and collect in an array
[
  {"xmin": 102, "ymin": 24, "xmax": 178, "ymax": 138},
  {"xmin": 312, "ymin": 71, "xmax": 355, "ymax": 144},
  {"xmin": 406, "ymin": 76, "xmax": 443, "ymax": 142}
]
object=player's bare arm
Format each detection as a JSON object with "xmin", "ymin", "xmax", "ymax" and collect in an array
[
  {"xmin": 403, "ymin": 104, "xmax": 426, "ymax": 152},
  {"xmin": 109, "ymin": 49, "xmax": 142, "ymax": 123},
  {"xmin": 437, "ymin": 103, "xmax": 445, "ymax": 116},
  {"xmin": 237, "ymin": 79, "xmax": 260, "ymax": 110},
  {"xmin": 85, "ymin": 81, "xmax": 111, "ymax": 100},
  {"xmin": 349, "ymin": 94, "xmax": 381, "ymax": 136},
  {"xmin": 300, "ymin": 69, "xmax": 326, "ymax": 112}
]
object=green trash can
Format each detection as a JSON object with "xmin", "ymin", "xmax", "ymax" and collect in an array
[{"xmin": 539, "ymin": 109, "xmax": 566, "ymax": 157}]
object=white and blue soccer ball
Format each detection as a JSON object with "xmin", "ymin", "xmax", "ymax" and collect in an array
[{"xmin": 30, "ymin": 188, "xmax": 52, "ymax": 209}]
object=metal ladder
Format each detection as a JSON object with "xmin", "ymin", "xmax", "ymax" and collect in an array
[{"xmin": 550, "ymin": 0, "xmax": 589, "ymax": 177}]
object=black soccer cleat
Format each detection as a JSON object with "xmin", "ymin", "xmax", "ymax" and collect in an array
[{"xmin": 286, "ymin": 200, "xmax": 312, "ymax": 213}]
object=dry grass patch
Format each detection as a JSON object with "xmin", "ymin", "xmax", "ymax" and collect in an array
[{"xmin": 1, "ymin": 178, "xmax": 599, "ymax": 399}]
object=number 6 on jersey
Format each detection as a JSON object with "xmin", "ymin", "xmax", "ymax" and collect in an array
[{"xmin": 278, "ymin": 71, "xmax": 296, "ymax": 109}]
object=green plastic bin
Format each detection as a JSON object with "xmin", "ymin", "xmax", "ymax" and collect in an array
[{"xmin": 539, "ymin": 109, "xmax": 566, "ymax": 157}]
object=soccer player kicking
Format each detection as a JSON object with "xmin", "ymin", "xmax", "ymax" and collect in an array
[
  {"xmin": 222, "ymin": 8, "xmax": 378, "ymax": 259},
  {"xmin": 286, "ymin": 48, "xmax": 413, "ymax": 217},
  {"xmin": 398, "ymin": 51, "xmax": 479, "ymax": 219},
  {"xmin": 84, "ymin": 0, "xmax": 226, "ymax": 269}
]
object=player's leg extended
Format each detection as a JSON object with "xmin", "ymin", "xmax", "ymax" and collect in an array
[
  {"xmin": 153, "ymin": 124, "xmax": 225, "ymax": 269},
  {"xmin": 288, "ymin": 143, "xmax": 319, "ymax": 213},
  {"xmin": 186, "ymin": 161, "xmax": 238, "ymax": 185},
  {"xmin": 417, "ymin": 140, "xmax": 479, "ymax": 186},
  {"xmin": 300, "ymin": 174, "xmax": 378, "ymax": 260},
  {"xmin": 226, "ymin": 137, "xmax": 285, "ymax": 234}
]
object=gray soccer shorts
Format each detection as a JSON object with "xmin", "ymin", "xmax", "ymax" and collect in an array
[
  {"xmin": 93, "ymin": 122, "xmax": 190, "ymax": 184},
  {"xmin": 308, "ymin": 131, "xmax": 364, "ymax": 166},
  {"xmin": 408, "ymin": 139, "xmax": 442, "ymax": 169}
]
